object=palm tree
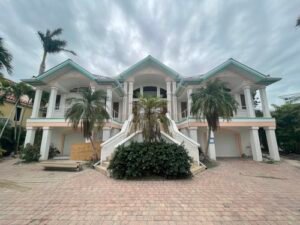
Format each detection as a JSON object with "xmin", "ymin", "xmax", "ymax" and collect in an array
[
  {"xmin": 37, "ymin": 28, "xmax": 76, "ymax": 74},
  {"xmin": 0, "ymin": 37, "xmax": 13, "ymax": 75},
  {"xmin": 297, "ymin": 16, "xmax": 300, "ymax": 27},
  {"xmin": 65, "ymin": 87, "xmax": 109, "ymax": 161},
  {"xmin": 133, "ymin": 96, "xmax": 169, "ymax": 143},
  {"xmin": 191, "ymin": 79, "xmax": 238, "ymax": 157}
]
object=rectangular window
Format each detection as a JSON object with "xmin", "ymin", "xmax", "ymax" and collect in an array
[
  {"xmin": 113, "ymin": 102, "xmax": 119, "ymax": 118},
  {"xmin": 240, "ymin": 94, "xmax": 247, "ymax": 109},
  {"xmin": 181, "ymin": 102, "xmax": 187, "ymax": 118},
  {"xmin": 55, "ymin": 95, "xmax": 61, "ymax": 110},
  {"xmin": 14, "ymin": 106, "xmax": 22, "ymax": 121}
]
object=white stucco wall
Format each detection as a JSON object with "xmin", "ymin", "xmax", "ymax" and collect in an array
[
  {"xmin": 239, "ymin": 129, "xmax": 252, "ymax": 156},
  {"xmin": 63, "ymin": 132, "xmax": 85, "ymax": 156}
]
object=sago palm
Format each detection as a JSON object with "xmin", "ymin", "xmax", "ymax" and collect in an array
[
  {"xmin": 37, "ymin": 28, "xmax": 76, "ymax": 74},
  {"xmin": 65, "ymin": 88, "xmax": 109, "ymax": 161},
  {"xmin": 191, "ymin": 79, "xmax": 238, "ymax": 156},
  {"xmin": 133, "ymin": 96, "xmax": 169, "ymax": 143},
  {"xmin": 0, "ymin": 37, "xmax": 13, "ymax": 75}
]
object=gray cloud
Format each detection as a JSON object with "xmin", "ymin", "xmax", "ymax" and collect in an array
[{"xmin": 0, "ymin": 0, "xmax": 299, "ymax": 105}]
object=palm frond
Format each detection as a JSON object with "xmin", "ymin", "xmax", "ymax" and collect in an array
[{"xmin": 50, "ymin": 28, "xmax": 63, "ymax": 37}]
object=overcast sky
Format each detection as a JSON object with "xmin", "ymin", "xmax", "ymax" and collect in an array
[{"xmin": 0, "ymin": 0, "xmax": 300, "ymax": 105}]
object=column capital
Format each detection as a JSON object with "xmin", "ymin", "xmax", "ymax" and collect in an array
[
  {"xmin": 189, "ymin": 127, "xmax": 198, "ymax": 131},
  {"xmin": 50, "ymin": 86, "xmax": 58, "ymax": 90},
  {"xmin": 42, "ymin": 127, "xmax": 51, "ymax": 130},
  {"xmin": 250, "ymin": 126, "xmax": 259, "ymax": 131},
  {"xmin": 264, "ymin": 126, "xmax": 276, "ymax": 131},
  {"xmin": 26, "ymin": 127, "xmax": 36, "ymax": 131}
]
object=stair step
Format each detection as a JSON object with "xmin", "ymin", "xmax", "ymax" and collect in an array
[
  {"xmin": 191, "ymin": 163, "xmax": 207, "ymax": 175},
  {"xmin": 95, "ymin": 165, "xmax": 111, "ymax": 177}
]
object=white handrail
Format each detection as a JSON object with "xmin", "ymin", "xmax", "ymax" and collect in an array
[
  {"xmin": 166, "ymin": 113, "xmax": 200, "ymax": 164},
  {"xmin": 100, "ymin": 114, "xmax": 133, "ymax": 162}
]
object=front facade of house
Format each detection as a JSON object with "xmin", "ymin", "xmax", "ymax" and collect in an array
[{"xmin": 23, "ymin": 55, "xmax": 281, "ymax": 163}]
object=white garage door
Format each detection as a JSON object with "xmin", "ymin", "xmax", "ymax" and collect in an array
[
  {"xmin": 63, "ymin": 133, "xmax": 85, "ymax": 156},
  {"xmin": 215, "ymin": 131, "xmax": 240, "ymax": 157}
]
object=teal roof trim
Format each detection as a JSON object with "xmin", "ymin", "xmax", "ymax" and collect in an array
[
  {"xmin": 37, "ymin": 59, "xmax": 97, "ymax": 81},
  {"xmin": 118, "ymin": 55, "xmax": 181, "ymax": 81},
  {"xmin": 201, "ymin": 58, "xmax": 267, "ymax": 81}
]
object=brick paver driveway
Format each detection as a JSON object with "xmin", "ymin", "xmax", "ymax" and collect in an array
[{"xmin": 0, "ymin": 159, "xmax": 299, "ymax": 225}]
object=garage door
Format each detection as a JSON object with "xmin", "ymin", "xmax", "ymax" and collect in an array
[{"xmin": 215, "ymin": 131, "xmax": 240, "ymax": 157}]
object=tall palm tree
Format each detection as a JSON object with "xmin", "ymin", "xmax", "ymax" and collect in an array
[
  {"xmin": 133, "ymin": 96, "xmax": 169, "ymax": 143},
  {"xmin": 37, "ymin": 28, "xmax": 76, "ymax": 74},
  {"xmin": 0, "ymin": 37, "xmax": 13, "ymax": 75},
  {"xmin": 191, "ymin": 79, "xmax": 238, "ymax": 157},
  {"xmin": 65, "ymin": 87, "xmax": 109, "ymax": 161},
  {"xmin": 297, "ymin": 16, "xmax": 300, "ymax": 27}
]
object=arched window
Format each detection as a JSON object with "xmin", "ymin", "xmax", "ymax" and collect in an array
[{"xmin": 143, "ymin": 86, "xmax": 157, "ymax": 97}]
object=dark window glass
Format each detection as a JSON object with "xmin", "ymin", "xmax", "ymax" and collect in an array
[
  {"xmin": 55, "ymin": 95, "xmax": 61, "ymax": 110},
  {"xmin": 240, "ymin": 94, "xmax": 246, "ymax": 109},
  {"xmin": 133, "ymin": 88, "xmax": 140, "ymax": 98},
  {"xmin": 181, "ymin": 102, "xmax": 187, "ymax": 118},
  {"xmin": 14, "ymin": 107, "xmax": 22, "ymax": 121},
  {"xmin": 143, "ymin": 86, "xmax": 157, "ymax": 97},
  {"xmin": 160, "ymin": 88, "xmax": 167, "ymax": 98},
  {"xmin": 113, "ymin": 102, "xmax": 119, "ymax": 118}
]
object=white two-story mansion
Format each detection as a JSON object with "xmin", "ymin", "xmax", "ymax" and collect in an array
[{"xmin": 23, "ymin": 55, "xmax": 281, "ymax": 164}]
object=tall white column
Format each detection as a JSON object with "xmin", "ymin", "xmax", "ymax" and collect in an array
[
  {"xmin": 31, "ymin": 88, "xmax": 43, "ymax": 118},
  {"xmin": 128, "ymin": 81, "xmax": 134, "ymax": 116},
  {"xmin": 40, "ymin": 127, "xmax": 52, "ymax": 160},
  {"xmin": 189, "ymin": 127, "xmax": 198, "ymax": 142},
  {"xmin": 166, "ymin": 81, "xmax": 172, "ymax": 115},
  {"xmin": 157, "ymin": 86, "xmax": 160, "ymax": 98},
  {"xmin": 24, "ymin": 127, "xmax": 36, "ymax": 146},
  {"xmin": 172, "ymin": 81, "xmax": 177, "ymax": 121},
  {"xmin": 187, "ymin": 88, "xmax": 192, "ymax": 116},
  {"xmin": 249, "ymin": 127, "xmax": 263, "ymax": 161},
  {"xmin": 259, "ymin": 87, "xmax": 271, "ymax": 117},
  {"xmin": 46, "ymin": 87, "xmax": 58, "ymax": 118},
  {"xmin": 243, "ymin": 85, "xmax": 255, "ymax": 118},
  {"xmin": 122, "ymin": 82, "xmax": 128, "ymax": 121},
  {"xmin": 265, "ymin": 127, "xmax": 280, "ymax": 161},
  {"xmin": 208, "ymin": 130, "xmax": 216, "ymax": 160},
  {"xmin": 106, "ymin": 88, "xmax": 112, "ymax": 118}
]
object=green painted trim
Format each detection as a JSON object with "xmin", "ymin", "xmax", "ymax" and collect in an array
[
  {"xmin": 37, "ymin": 59, "xmax": 97, "ymax": 81},
  {"xmin": 176, "ymin": 116, "xmax": 274, "ymax": 123},
  {"xmin": 21, "ymin": 79, "xmax": 45, "ymax": 86},
  {"xmin": 118, "ymin": 55, "xmax": 181, "ymax": 81}
]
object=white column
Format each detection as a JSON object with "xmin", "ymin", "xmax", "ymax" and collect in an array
[
  {"xmin": 31, "ymin": 88, "xmax": 43, "ymax": 118},
  {"xmin": 106, "ymin": 88, "xmax": 112, "ymax": 118},
  {"xmin": 208, "ymin": 130, "xmax": 216, "ymax": 160},
  {"xmin": 166, "ymin": 81, "xmax": 172, "ymax": 115},
  {"xmin": 46, "ymin": 87, "xmax": 58, "ymax": 118},
  {"xmin": 189, "ymin": 127, "xmax": 198, "ymax": 142},
  {"xmin": 172, "ymin": 81, "xmax": 178, "ymax": 121},
  {"xmin": 24, "ymin": 127, "xmax": 36, "ymax": 146},
  {"xmin": 265, "ymin": 127, "xmax": 280, "ymax": 161},
  {"xmin": 40, "ymin": 127, "xmax": 52, "ymax": 160},
  {"xmin": 128, "ymin": 81, "xmax": 134, "ymax": 116},
  {"xmin": 187, "ymin": 88, "xmax": 192, "ymax": 116},
  {"xmin": 259, "ymin": 87, "xmax": 271, "ymax": 117},
  {"xmin": 157, "ymin": 86, "xmax": 160, "ymax": 98},
  {"xmin": 243, "ymin": 85, "xmax": 255, "ymax": 118},
  {"xmin": 122, "ymin": 82, "xmax": 128, "ymax": 121},
  {"xmin": 140, "ymin": 86, "xmax": 143, "ymax": 97},
  {"xmin": 102, "ymin": 127, "xmax": 111, "ymax": 141},
  {"xmin": 249, "ymin": 127, "xmax": 263, "ymax": 161}
]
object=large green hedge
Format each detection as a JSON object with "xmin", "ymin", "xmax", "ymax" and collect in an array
[{"xmin": 108, "ymin": 142, "xmax": 192, "ymax": 179}]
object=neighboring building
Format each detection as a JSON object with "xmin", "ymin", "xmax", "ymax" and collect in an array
[
  {"xmin": 0, "ymin": 79, "xmax": 33, "ymax": 127},
  {"xmin": 279, "ymin": 92, "xmax": 300, "ymax": 104},
  {"xmin": 22, "ymin": 56, "xmax": 281, "ymax": 163}
]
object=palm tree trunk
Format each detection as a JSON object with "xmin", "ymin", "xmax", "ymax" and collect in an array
[
  {"xmin": 0, "ymin": 99, "xmax": 19, "ymax": 139},
  {"xmin": 89, "ymin": 136, "xmax": 98, "ymax": 161},
  {"xmin": 204, "ymin": 126, "xmax": 212, "ymax": 157},
  {"xmin": 39, "ymin": 51, "xmax": 47, "ymax": 75},
  {"xmin": 16, "ymin": 103, "xmax": 28, "ymax": 152}
]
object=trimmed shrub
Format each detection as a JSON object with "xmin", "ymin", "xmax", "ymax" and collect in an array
[
  {"xmin": 108, "ymin": 142, "xmax": 192, "ymax": 179},
  {"xmin": 20, "ymin": 144, "xmax": 40, "ymax": 162}
]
